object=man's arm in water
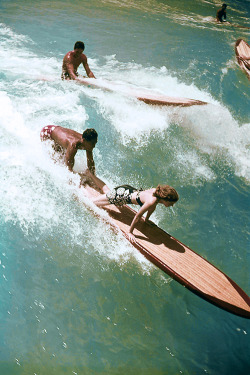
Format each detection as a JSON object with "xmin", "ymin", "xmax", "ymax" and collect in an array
[
  {"xmin": 65, "ymin": 145, "xmax": 77, "ymax": 171},
  {"xmin": 81, "ymin": 55, "xmax": 96, "ymax": 78},
  {"xmin": 65, "ymin": 61, "xmax": 79, "ymax": 80},
  {"xmin": 86, "ymin": 150, "xmax": 96, "ymax": 174}
]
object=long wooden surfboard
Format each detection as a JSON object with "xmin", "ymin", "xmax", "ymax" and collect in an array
[
  {"xmin": 235, "ymin": 39, "xmax": 250, "ymax": 80},
  {"xmin": 215, "ymin": 20, "xmax": 250, "ymax": 30},
  {"xmin": 82, "ymin": 178, "xmax": 250, "ymax": 318},
  {"xmin": 78, "ymin": 77, "xmax": 207, "ymax": 107}
]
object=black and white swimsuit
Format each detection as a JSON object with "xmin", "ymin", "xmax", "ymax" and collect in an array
[{"xmin": 106, "ymin": 185, "xmax": 143, "ymax": 207}]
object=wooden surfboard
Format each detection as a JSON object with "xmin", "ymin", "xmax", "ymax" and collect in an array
[
  {"xmin": 78, "ymin": 77, "xmax": 207, "ymax": 107},
  {"xmin": 82, "ymin": 178, "xmax": 250, "ymax": 319},
  {"xmin": 235, "ymin": 39, "xmax": 250, "ymax": 80},
  {"xmin": 215, "ymin": 20, "xmax": 250, "ymax": 30}
]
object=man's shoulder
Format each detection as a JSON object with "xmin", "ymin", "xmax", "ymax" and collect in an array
[
  {"xmin": 80, "ymin": 53, "xmax": 88, "ymax": 62},
  {"xmin": 63, "ymin": 51, "xmax": 74, "ymax": 62},
  {"xmin": 53, "ymin": 127, "xmax": 76, "ymax": 141}
]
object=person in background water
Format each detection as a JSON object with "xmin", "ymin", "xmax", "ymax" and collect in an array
[
  {"xmin": 40, "ymin": 126, "xmax": 98, "ymax": 174},
  {"xmin": 61, "ymin": 41, "xmax": 96, "ymax": 81},
  {"xmin": 216, "ymin": 3, "xmax": 227, "ymax": 22},
  {"xmin": 84, "ymin": 171, "xmax": 179, "ymax": 243}
]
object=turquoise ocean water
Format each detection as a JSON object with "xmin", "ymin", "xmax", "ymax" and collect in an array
[{"xmin": 0, "ymin": 0, "xmax": 250, "ymax": 374}]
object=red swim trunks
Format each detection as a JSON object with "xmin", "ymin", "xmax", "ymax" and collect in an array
[{"xmin": 40, "ymin": 125, "xmax": 57, "ymax": 141}]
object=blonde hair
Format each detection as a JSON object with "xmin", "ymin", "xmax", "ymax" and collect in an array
[{"xmin": 153, "ymin": 185, "xmax": 179, "ymax": 202}]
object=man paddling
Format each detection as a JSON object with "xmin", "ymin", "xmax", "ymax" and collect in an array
[
  {"xmin": 61, "ymin": 41, "xmax": 96, "ymax": 81},
  {"xmin": 216, "ymin": 3, "xmax": 227, "ymax": 22},
  {"xmin": 40, "ymin": 126, "xmax": 98, "ymax": 174}
]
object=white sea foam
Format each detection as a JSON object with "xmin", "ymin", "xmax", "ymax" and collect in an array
[
  {"xmin": 0, "ymin": 88, "xmax": 152, "ymax": 272},
  {"xmin": 0, "ymin": 24, "xmax": 249, "ymax": 276},
  {"xmin": 1, "ymin": 24, "xmax": 249, "ymax": 186}
]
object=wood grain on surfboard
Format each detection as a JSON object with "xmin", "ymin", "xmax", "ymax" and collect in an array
[
  {"xmin": 82, "ymin": 178, "xmax": 250, "ymax": 319},
  {"xmin": 235, "ymin": 39, "xmax": 250, "ymax": 80},
  {"xmin": 78, "ymin": 77, "xmax": 207, "ymax": 107}
]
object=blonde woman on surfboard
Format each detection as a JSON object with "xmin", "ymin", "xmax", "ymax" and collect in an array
[{"xmin": 84, "ymin": 171, "xmax": 179, "ymax": 243}]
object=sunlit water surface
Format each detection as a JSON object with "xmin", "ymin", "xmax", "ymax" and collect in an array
[{"xmin": 0, "ymin": 0, "xmax": 249, "ymax": 374}]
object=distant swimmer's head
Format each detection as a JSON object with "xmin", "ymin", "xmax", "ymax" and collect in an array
[
  {"xmin": 153, "ymin": 185, "xmax": 179, "ymax": 206},
  {"xmin": 82, "ymin": 128, "xmax": 98, "ymax": 148},
  {"xmin": 74, "ymin": 41, "xmax": 85, "ymax": 51}
]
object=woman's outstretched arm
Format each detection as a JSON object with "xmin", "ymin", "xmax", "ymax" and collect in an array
[{"xmin": 128, "ymin": 201, "xmax": 157, "ymax": 242}]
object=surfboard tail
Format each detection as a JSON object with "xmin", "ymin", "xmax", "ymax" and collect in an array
[{"xmin": 126, "ymin": 229, "xmax": 250, "ymax": 319}]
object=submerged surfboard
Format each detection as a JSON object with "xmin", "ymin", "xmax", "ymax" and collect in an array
[
  {"xmin": 82, "ymin": 177, "xmax": 250, "ymax": 319},
  {"xmin": 215, "ymin": 20, "xmax": 250, "ymax": 30},
  {"xmin": 78, "ymin": 77, "xmax": 207, "ymax": 107},
  {"xmin": 235, "ymin": 39, "xmax": 250, "ymax": 80}
]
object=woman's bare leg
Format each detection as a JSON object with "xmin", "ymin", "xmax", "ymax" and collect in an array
[
  {"xmin": 85, "ymin": 170, "xmax": 110, "ymax": 194},
  {"xmin": 92, "ymin": 194, "xmax": 110, "ymax": 207}
]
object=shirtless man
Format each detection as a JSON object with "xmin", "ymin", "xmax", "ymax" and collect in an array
[
  {"xmin": 61, "ymin": 41, "xmax": 96, "ymax": 81},
  {"xmin": 40, "ymin": 125, "xmax": 98, "ymax": 173},
  {"xmin": 216, "ymin": 3, "xmax": 227, "ymax": 22}
]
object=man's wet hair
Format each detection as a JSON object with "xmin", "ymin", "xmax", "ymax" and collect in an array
[
  {"xmin": 82, "ymin": 128, "xmax": 98, "ymax": 142},
  {"xmin": 74, "ymin": 41, "xmax": 85, "ymax": 50},
  {"xmin": 222, "ymin": 3, "xmax": 227, "ymax": 7}
]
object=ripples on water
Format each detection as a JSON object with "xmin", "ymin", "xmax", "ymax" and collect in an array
[{"xmin": 0, "ymin": 0, "xmax": 249, "ymax": 373}]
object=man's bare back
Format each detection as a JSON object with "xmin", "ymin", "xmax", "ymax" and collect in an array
[
  {"xmin": 40, "ymin": 125, "xmax": 98, "ymax": 173},
  {"xmin": 61, "ymin": 41, "xmax": 96, "ymax": 81}
]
